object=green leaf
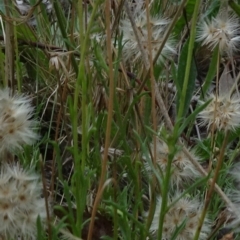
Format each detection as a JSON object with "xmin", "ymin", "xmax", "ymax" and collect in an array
[
  {"xmin": 94, "ymin": 41, "xmax": 109, "ymax": 72},
  {"xmin": 173, "ymin": 0, "xmax": 195, "ymax": 37},
  {"xmin": 16, "ymin": 24, "xmax": 37, "ymax": 42},
  {"xmin": 171, "ymin": 219, "xmax": 187, "ymax": 240},
  {"xmin": 175, "ymin": 39, "xmax": 197, "ymax": 117},
  {"xmin": 195, "ymin": 138, "xmax": 212, "ymax": 159},
  {"xmin": 228, "ymin": 126, "xmax": 240, "ymax": 143},
  {"xmin": 0, "ymin": 5, "xmax": 5, "ymax": 14},
  {"xmin": 229, "ymin": 0, "xmax": 240, "ymax": 17},
  {"xmin": 63, "ymin": 181, "xmax": 79, "ymax": 235},
  {"xmin": 52, "ymin": 0, "xmax": 78, "ymax": 73},
  {"xmin": 178, "ymin": 99, "xmax": 211, "ymax": 136},
  {"xmin": 36, "ymin": 215, "xmax": 44, "ymax": 240},
  {"xmin": 202, "ymin": 0, "xmax": 220, "ymax": 18},
  {"xmin": 201, "ymin": 46, "xmax": 219, "ymax": 98}
]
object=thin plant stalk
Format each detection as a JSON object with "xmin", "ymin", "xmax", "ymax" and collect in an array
[
  {"xmin": 182, "ymin": 144, "xmax": 238, "ymax": 213},
  {"xmin": 146, "ymin": 0, "xmax": 156, "ymax": 167},
  {"xmin": 40, "ymin": 156, "xmax": 52, "ymax": 240},
  {"xmin": 157, "ymin": 144, "xmax": 177, "ymax": 240},
  {"xmin": 3, "ymin": 0, "xmax": 15, "ymax": 90},
  {"xmin": 124, "ymin": 1, "xmax": 149, "ymax": 69},
  {"xmin": 175, "ymin": 0, "xmax": 201, "ymax": 127},
  {"xmin": 113, "ymin": 159, "xmax": 118, "ymax": 240},
  {"xmin": 193, "ymin": 131, "xmax": 230, "ymax": 240},
  {"xmin": 52, "ymin": 0, "xmax": 78, "ymax": 73},
  {"xmin": 75, "ymin": 0, "xmax": 102, "ymax": 171},
  {"xmin": 144, "ymin": 1, "xmax": 158, "ymax": 237},
  {"xmin": 13, "ymin": 24, "xmax": 21, "ymax": 92},
  {"xmin": 157, "ymin": 1, "xmax": 201, "ymax": 239},
  {"xmin": 87, "ymin": 1, "xmax": 115, "ymax": 239},
  {"xmin": 209, "ymin": 46, "xmax": 220, "ymax": 172},
  {"xmin": 137, "ymin": 0, "xmax": 188, "ymax": 95},
  {"xmin": 72, "ymin": 0, "xmax": 102, "ymax": 237}
]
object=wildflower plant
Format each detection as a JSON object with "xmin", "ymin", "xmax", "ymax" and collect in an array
[
  {"xmin": 2, "ymin": 0, "xmax": 240, "ymax": 240},
  {"xmin": 197, "ymin": 11, "xmax": 240, "ymax": 55},
  {"xmin": 149, "ymin": 193, "xmax": 211, "ymax": 240}
]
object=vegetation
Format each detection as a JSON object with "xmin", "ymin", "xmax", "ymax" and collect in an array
[{"xmin": 1, "ymin": 0, "xmax": 240, "ymax": 239}]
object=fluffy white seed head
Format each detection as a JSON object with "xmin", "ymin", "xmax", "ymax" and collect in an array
[
  {"xmin": 120, "ymin": 14, "xmax": 176, "ymax": 64},
  {"xmin": 198, "ymin": 94, "xmax": 240, "ymax": 132},
  {"xmin": 145, "ymin": 139, "xmax": 201, "ymax": 189},
  {"xmin": 197, "ymin": 11, "xmax": 240, "ymax": 55},
  {"xmin": 0, "ymin": 163, "xmax": 48, "ymax": 239},
  {"xmin": 0, "ymin": 88, "xmax": 38, "ymax": 153},
  {"xmin": 149, "ymin": 193, "xmax": 211, "ymax": 240}
]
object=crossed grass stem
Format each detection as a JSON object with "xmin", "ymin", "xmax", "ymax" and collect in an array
[{"xmin": 193, "ymin": 131, "xmax": 230, "ymax": 240}]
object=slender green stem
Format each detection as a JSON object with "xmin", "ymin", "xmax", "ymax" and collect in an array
[
  {"xmin": 74, "ymin": 0, "xmax": 102, "ymax": 170},
  {"xmin": 193, "ymin": 131, "xmax": 230, "ymax": 240},
  {"xmin": 72, "ymin": 0, "xmax": 102, "ymax": 237},
  {"xmin": 13, "ymin": 23, "xmax": 21, "ymax": 92},
  {"xmin": 157, "ymin": 144, "xmax": 176, "ymax": 240},
  {"xmin": 144, "ymin": 2, "xmax": 158, "ymax": 238},
  {"xmin": 174, "ymin": 0, "xmax": 201, "ymax": 137},
  {"xmin": 52, "ymin": 0, "xmax": 78, "ymax": 73},
  {"xmin": 87, "ymin": 1, "xmax": 115, "ymax": 239},
  {"xmin": 137, "ymin": 0, "xmax": 188, "ymax": 95},
  {"xmin": 156, "ymin": 2, "xmax": 201, "ymax": 239}
]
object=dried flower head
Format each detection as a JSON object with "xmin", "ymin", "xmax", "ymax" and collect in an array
[
  {"xmin": 120, "ymin": 14, "xmax": 175, "ymax": 64},
  {"xmin": 149, "ymin": 193, "xmax": 211, "ymax": 240},
  {"xmin": 198, "ymin": 93, "xmax": 240, "ymax": 132},
  {"xmin": 197, "ymin": 11, "xmax": 240, "ymax": 54},
  {"xmin": 145, "ymin": 139, "xmax": 200, "ymax": 188},
  {"xmin": 0, "ymin": 88, "xmax": 38, "ymax": 153},
  {"xmin": 0, "ymin": 163, "xmax": 48, "ymax": 239}
]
